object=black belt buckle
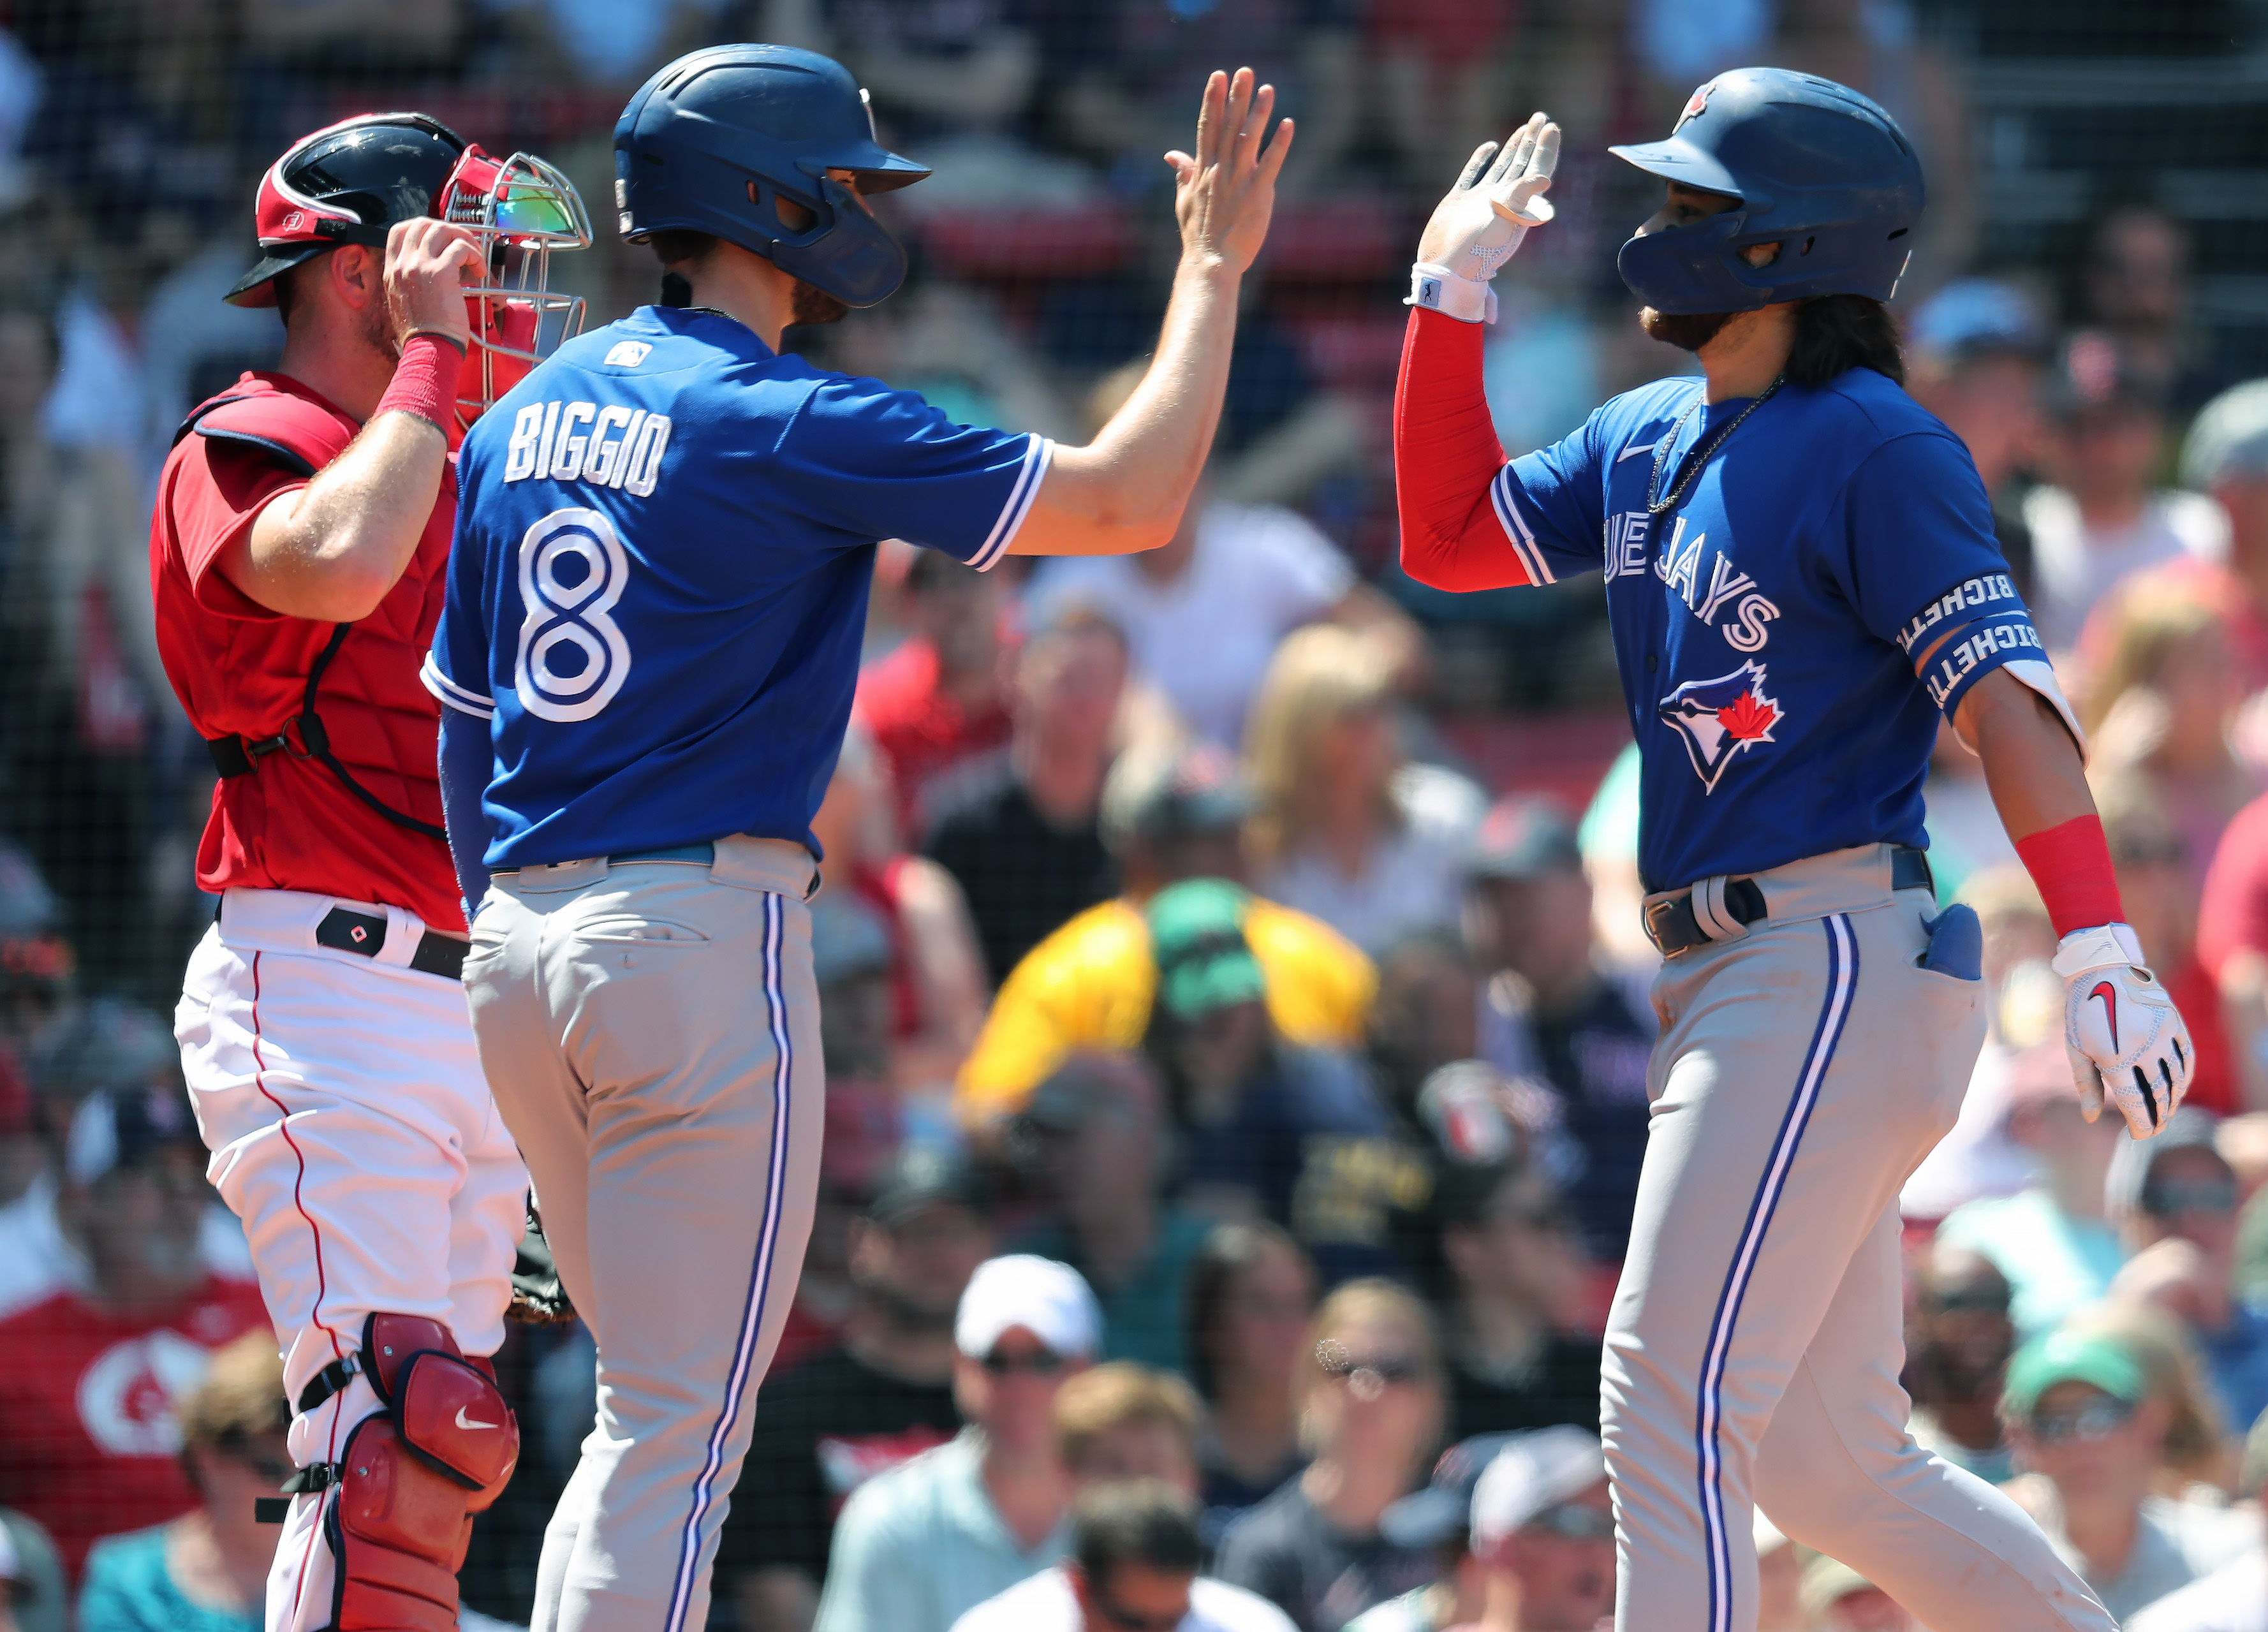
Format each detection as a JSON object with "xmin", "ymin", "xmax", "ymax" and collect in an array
[
  {"xmin": 314, "ymin": 907, "xmax": 468, "ymax": 981},
  {"xmin": 316, "ymin": 907, "xmax": 387, "ymax": 958}
]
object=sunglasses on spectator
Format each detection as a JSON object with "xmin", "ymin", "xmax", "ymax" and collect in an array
[
  {"xmin": 1526, "ymin": 1503, "xmax": 1617, "ymax": 1541},
  {"xmin": 1930, "ymin": 1286, "xmax": 2011, "ymax": 1314},
  {"xmin": 2143, "ymin": 1178, "xmax": 2237, "ymax": 1217},
  {"xmin": 980, "ymin": 1346, "xmax": 1066, "ymax": 1377},
  {"xmin": 2024, "ymin": 1397, "xmax": 2136, "ymax": 1445},
  {"xmin": 1089, "ymin": 1582, "xmax": 1191, "ymax": 1632},
  {"xmin": 1316, "ymin": 1341, "xmax": 1423, "ymax": 1389}
]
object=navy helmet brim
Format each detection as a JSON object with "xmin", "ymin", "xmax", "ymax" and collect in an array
[
  {"xmin": 224, "ymin": 243, "xmax": 334, "ymax": 309},
  {"xmin": 1609, "ymin": 137, "xmax": 1746, "ymax": 202}
]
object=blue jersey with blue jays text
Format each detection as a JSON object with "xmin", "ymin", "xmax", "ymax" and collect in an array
[
  {"xmin": 426, "ymin": 305, "xmax": 1050, "ymax": 867},
  {"xmin": 1494, "ymin": 366, "xmax": 2044, "ymax": 893}
]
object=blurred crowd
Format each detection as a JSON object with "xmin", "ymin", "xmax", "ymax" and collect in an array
[{"xmin": 9, "ymin": 2, "xmax": 2268, "ymax": 1631}]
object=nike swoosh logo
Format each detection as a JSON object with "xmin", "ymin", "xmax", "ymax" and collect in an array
[
  {"xmin": 2089, "ymin": 980, "xmax": 2119, "ymax": 1053},
  {"xmin": 455, "ymin": 1407, "xmax": 499, "ymax": 1431}
]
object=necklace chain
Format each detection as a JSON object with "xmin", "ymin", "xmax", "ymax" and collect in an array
[{"xmin": 1646, "ymin": 374, "xmax": 1786, "ymax": 520}]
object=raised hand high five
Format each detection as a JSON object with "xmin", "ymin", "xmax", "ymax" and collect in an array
[
  {"xmin": 1410, "ymin": 111, "xmax": 1561, "ymax": 323},
  {"xmin": 1167, "ymin": 67, "xmax": 1295, "ymax": 278}
]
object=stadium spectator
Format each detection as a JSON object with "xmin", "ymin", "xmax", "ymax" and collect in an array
[
  {"xmin": 924, "ymin": 606, "xmax": 1128, "ymax": 985},
  {"xmin": 0, "ymin": 1085, "xmax": 267, "ymax": 1580},
  {"xmin": 2066, "ymin": 1301, "xmax": 2243, "ymax": 1499},
  {"xmin": 2176, "ymin": 378, "xmax": 2268, "ymax": 695},
  {"xmin": 1364, "ymin": 931, "xmax": 1479, "ymax": 1122},
  {"xmin": 2024, "ymin": 331, "xmax": 2225, "ymax": 654},
  {"xmin": 1754, "ymin": 1512, "xmax": 1806, "ymax": 1632},
  {"xmin": 854, "ymin": 551, "xmax": 1015, "ymax": 842},
  {"xmin": 810, "ymin": 724, "xmax": 989, "ymax": 1091},
  {"xmin": 1184, "ymin": 1221, "xmax": 1316, "ymax": 1548},
  {"xmin": 1027, "ymin": 478, "xmax": 1415, "ymax": 754},
  {"xmin": 0, "ymin": 999, "xmax": 254, "ymax": 1327},
  {"xmin": 1799, "ymin": 1553, "xmax": 1914, "ymax": 1631},
  {"xmin": 952, "ymin": 1362, "xmax": 1306, "ymax": 1629},
  {"xmin": 1140, "ymin": 879, "xmax": 1425, "ymax": 1286},
  {"xmin": 1904, "ymin": 1240, "xmax": 2021, "ymax": 1485},
  {"xmin": 952, "ymin": 1476, "xmax": 1296, "ymax": 1632},
  {"xmin": 826, "ymin": 0, "xmax": 1042, "ymax": 147},
  {"xmin": 1427, "ymin": 1159, "xmax": 1598, "ymax": 1442},
  {"xmin": 2001, "ymin": 1327, "xmax": 2252, "ymax": 1621},
  {"xmin": 1937, "ymin": 1043, "xmax": 2127, "ymax": 1337},
  {"xmin": 1904, "ymin": 277, "xmax": 2052, "ymax": 601},
  {"xmin": 2107, "ymin": 1111, "xmax": 2268, "ymax": 1434},
  {"xmin": 815, "ymin": 1255, "xmax": 1100, "ymax": 1632},
  {"xmin": 1462, "ymin": 797, "xmax": 1654, "ymax": 1261},
  {"xmin": 954, "ymin": 742, "xmax": 1373, "ymax": 1129},
  {"xmin": 1012, "ymin": 1054, "xmax": 1214, "ymax": 1372},
  {"xmin": 720, "ymin": 1145, "xmax": 991, "ymax": 1632},
  {"xmin": 1450, "ymin": 1427, "xmax": 1613, "ymax": 1632},
  {"xmin": 2082, "ymin": 577, "xmax": 2260, "ymax": 901},
  {"xmin": 2080, "ymin": 207, "xmax": 2218, "ymax": 413},
  {"xmin": 1243, "ymin": 626, "xmax": 1485, "ymax": 957},
  {"xmin": 1214, "ymin": 1280, "xmax": 1445, "ymax": 1631},
  {"xmin": 1343, "ymin": 1432, "xmax": 1506, "ymax": 1632},
  {"xmin": 0, "ymin": 1506, "xmax": 63, "ymax": 1632},
  {"xmin": 0, "ymin": 841, "xmax": 69, "ymax": 1061},
  {"xmin": 2129, "ymin": 1404, "xmax": 2268, "ymax": 1629},
  {"xmin": 2092, "ymin": 777, "xmax": 2237, "ymax": 1114},
  {"xmin": 75, "ymin": 1329, "xmax": 286, "ymax": 1632}
]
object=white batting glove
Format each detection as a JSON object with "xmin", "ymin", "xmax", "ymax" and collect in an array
[
  {"xmin": 1408, "ymin": 112, "xmax": 1561, "ymax": 324},
  {"xmin": 2053, "ymin": 923, "xmax": 2195, "ymax": 1139}
]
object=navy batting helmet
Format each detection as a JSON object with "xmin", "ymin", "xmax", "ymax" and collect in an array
[
  {"xmin": 1610, "ymin": 68, "xmax": 1924, "ymax": 314},
  {"xmin": 614, "ymin": 45, "xmax": 930, "ymax": 309}
]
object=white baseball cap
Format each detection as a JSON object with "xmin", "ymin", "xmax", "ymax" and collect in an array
[
  {"xmin": 1470, "ymin": 1426, "xmax": 1608, "ymax": 1547},
  {"xmin": 954, "ymin": 1254, "xmax": 1102, "ymax": 1360}
]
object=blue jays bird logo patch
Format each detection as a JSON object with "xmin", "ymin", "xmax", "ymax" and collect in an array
[{"xmin": 1659, "ymin": 661, "xmax": 1781, "ymax": 793}]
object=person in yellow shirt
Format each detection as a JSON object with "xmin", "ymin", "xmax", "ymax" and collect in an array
[{"xmin": 956, "ymin": 742, "xmax": 1374, "ymax": 1129}]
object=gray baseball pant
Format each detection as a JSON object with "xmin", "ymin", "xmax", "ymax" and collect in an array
[
  {"xmin": 463, "ymin": 836, "xmax": 823, "ymax": 1632},
  {"xmin": 1603, "ymin": 843, "xmax": 2113, "ymax": 1632}
]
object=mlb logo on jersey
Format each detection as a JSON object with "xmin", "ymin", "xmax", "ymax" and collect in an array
[
  {"xmin": 603, "ymin": 341, "xmax": 652, "ymax": 368},
  {"xmin": 1659, "ymin": 661, "xmax": 1782, "ymax": 793}
]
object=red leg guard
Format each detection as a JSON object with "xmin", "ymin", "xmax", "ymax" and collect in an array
[
  {"xmin": 328, "ymin": 1418, "xmax": 470, "ymax": 1632},
  {"xmin": 323, "ymin": 1315, "xmax": 521, "ymax": 1629}
]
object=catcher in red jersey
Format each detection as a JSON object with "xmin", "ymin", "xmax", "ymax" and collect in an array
[{"xmin": 151, "ymin": 113, "xmax": 588, "ymax": 1632}]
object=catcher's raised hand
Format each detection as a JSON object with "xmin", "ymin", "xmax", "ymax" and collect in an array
[
  {"xmin": 2054, "ymin": 922, "xmax": 2195, "ymax": 1139},
  {"xmin": 1409, "ymin": 112, "xmax": 1561, "ymax": 323}
]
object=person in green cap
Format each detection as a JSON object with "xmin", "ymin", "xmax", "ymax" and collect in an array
[
  {"xmin": 1141, "ymin": 879, "xmax": 1428, "ymax": 1288},
  {"xmin": 2002, "ymin": 1327, "xmax": 2251, "ymax": 1621}
]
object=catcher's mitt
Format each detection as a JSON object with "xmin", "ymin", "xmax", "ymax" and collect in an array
[{"xmin": 507, "ymin": 1207, "xmax": 577, "ymax": 1326}]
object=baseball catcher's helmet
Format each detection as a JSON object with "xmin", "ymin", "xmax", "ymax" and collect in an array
[
  {"xmin": 228, "ymin": 113, "xmax": 591, "ymax": 423},
  {"xmin": 613, "ymin": 45, "xmax": 931, "ymax": 309},
  {"xmin": 1610, "ymin": 68, "xmax": 1924, "ymax": 314}
]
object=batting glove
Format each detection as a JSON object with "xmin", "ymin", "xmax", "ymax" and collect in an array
[
  {"xmin": 1408, "ymin": 112, "xmax": 1561, "ymax": 324},
  {"xmin": 2053, "ymin": 922, "xmax": 2194, "ymax": 1139}
]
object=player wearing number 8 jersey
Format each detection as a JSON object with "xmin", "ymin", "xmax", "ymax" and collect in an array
[
  {"xmin": 1395, "ymin": 71, "xmax": 2190, "ymax": 1632},
  {"xmin": 426, "ymin": 43, "xmax": 1292, "ymax": 1632}
]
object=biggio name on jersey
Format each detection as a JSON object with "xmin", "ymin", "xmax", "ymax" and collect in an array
[{"xmin": 503, "ymin": 399, "xmax": 673, "ymax": 496}]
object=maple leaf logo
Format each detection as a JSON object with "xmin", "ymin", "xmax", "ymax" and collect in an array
[
  {"xmin": 1716, "ymin": 689, "xmax": 1778, "ymax": 742},
  {"xmin": 1656, "ymin": 661, "xmax": 1786, "ymax": 793}
]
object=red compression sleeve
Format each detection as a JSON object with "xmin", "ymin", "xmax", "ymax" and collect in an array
[
  {"xmin": 1394, "ymin": 307, "xmax": 1531, "ymax": 591},
  {"xmin": 2014, "ymin": 814, "xmax": 2126, "ymax": 938},
  {"xmin": 374, "ymin": 332, "xmax": 466, "ymax": 436}
]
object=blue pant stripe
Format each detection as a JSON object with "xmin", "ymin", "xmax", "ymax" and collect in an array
[
  {"xmin": 663, "ymin": 891, "xmax": 794, "ymax": 1632},
  {"xmin": 1693, "ymin": 913, "xmax": 1858, "ymax": 1632}
]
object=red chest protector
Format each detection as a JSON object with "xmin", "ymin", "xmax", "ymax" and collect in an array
[{"xmin": 173, "ymin": 378, "xmax": 450, "ymax": 844}]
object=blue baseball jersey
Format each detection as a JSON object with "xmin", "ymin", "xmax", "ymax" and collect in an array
[
  {"xmin": 425, "ymin": 305, "xmax": 1050, "ymax": 867},
  {"xmin": 1494, "ymin": 366, "xmax": 2049, "ymax": 893}
]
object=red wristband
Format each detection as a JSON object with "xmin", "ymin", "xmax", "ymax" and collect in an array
[
  {"xmin": 375, "ymin": 332, "xmax": 465, "ymax": 434},
  {"xmin": 2014, "ymin": 814, "xmax": 2126, "ymax": 938}
]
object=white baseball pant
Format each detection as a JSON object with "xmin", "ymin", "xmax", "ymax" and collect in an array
[
  {"xmin": 1603, "ymin": 844, "xmax": 2114, "ymax": 1632},
  {"xmin": 175, "ymin": 885, "xmax": 529, "ymax": 1632},
  {"xmin": 463, "ymin": 835, "xmax": 824, "ymax": 1632}
]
